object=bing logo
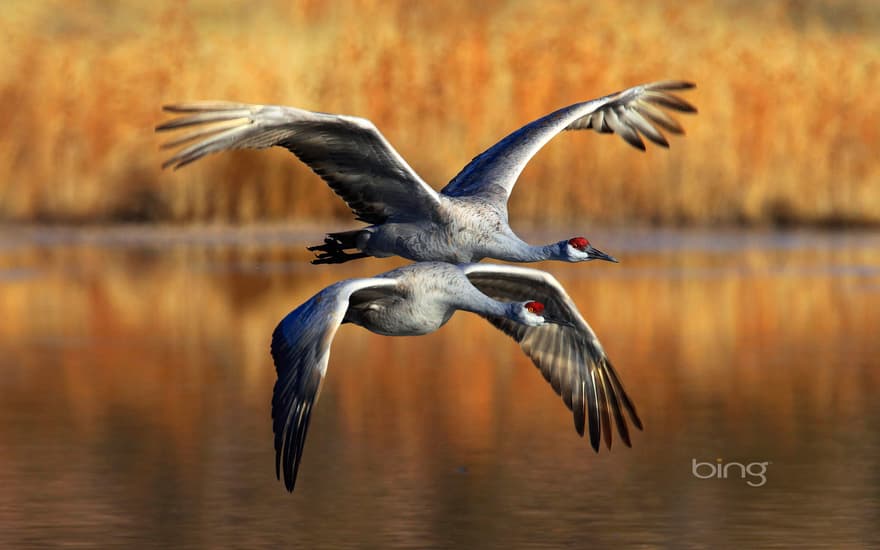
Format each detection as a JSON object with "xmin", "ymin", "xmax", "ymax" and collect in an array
[{"xmin": 692, "ymin": 458, "xmax": 770, "ymax": 487}]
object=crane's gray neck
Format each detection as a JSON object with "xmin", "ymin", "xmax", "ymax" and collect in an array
[
  {"xmin": 454, "ymin": 286, "xmax": 519, "ymax": 319},
  {"xmin": 495, "ymin": 240, "xmax": 562, "ymax": 262}
]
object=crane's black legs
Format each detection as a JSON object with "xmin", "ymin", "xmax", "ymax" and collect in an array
[{"xmin": 307, "ymin": 230, "xmax": 370, "ymax": 265}]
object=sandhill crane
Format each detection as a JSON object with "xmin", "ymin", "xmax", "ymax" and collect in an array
[
  {"xmin": 271, "ymin": 262, "xmax": 641, "ymax": 492},
  {"xmin": 157, "ymin": 81, "xmax": 695, "ymax": 265}
]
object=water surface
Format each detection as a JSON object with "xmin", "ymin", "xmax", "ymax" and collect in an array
[{"xmin": 1, "ymin": 226, "xmax": 879, "ymax": 548}]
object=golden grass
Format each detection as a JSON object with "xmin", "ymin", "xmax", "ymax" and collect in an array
[{"xmin": 0, "ymin": 0, "xmax": 878, "ymax": 225}]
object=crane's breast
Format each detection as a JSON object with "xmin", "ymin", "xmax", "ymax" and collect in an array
[
  {"xmin": 360, "ymin": 301, "xmax": 453, "ymax": 336},
  {"xmin": 350, "ymin": 275, "xmax": 459, "ymax": 336}
]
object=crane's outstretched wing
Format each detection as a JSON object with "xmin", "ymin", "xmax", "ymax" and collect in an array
[
  {"xmin": 463, "ymin": 264, "xmax": 642, "ymax": 451},
  {"xmin": 157, "ymin": 102, "xmax": 441, "ymax": 224},
  {"xmin": 270, "ymin": 277, "xmax": 400, "ymax": 492},
  {"xmin": 441, "ymin": 81, "xmax": 696, "ymax": 207}
]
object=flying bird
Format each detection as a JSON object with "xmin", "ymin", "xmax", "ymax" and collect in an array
[
  {"xmin": 157, "ymin": 81, "xmax": 696, "ymax": 265},
  {"xmin": 270, "ymin": 262, "xmax": 641, "ymax": 491}
]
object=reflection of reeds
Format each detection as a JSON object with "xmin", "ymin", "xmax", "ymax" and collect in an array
[
  {"xmin": 3, "ymin": 236, "xmax": 880, "ymax": 545},
  {"xmin": 0, "ymin": 1, "xmax": 878, "ymax": 225},
  {"xmin": 3, "ymin": 236, "xmax": 879, "ymax": 455}
]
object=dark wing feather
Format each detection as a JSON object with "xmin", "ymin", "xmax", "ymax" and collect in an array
[
  {"xmin": 157, "ymin": 102, "xmax": 440, "ymax": 224},
  {"xmin": 270, "ymin": 277, "xmax": 399, "ymax": 492},
  {"xmin": 441, "ymin": 80, "xmax": 696, "ymax": 208},
  {"xmin": 463, "ymin": 264, "xmax": 642, "ymax": 451}
]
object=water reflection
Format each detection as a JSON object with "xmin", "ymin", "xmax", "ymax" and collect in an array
[{"xmin": 1, "ymin": 227, "xmax": 879, "ymax": 548}]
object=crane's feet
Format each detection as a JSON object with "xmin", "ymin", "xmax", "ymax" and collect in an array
[{"xmin": 307, "ymin": 236, "xmax": 370, "ymax": 265}]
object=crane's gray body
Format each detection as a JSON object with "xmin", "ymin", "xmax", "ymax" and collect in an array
[
  {"xmin": 358, "ymin": 194, "xmax": 545, "ymax": 264},
  {"xmin": 343, "ymin": 262, "xmax": 511, "ymax": 334}
]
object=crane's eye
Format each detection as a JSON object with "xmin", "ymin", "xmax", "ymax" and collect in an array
[
  {"xmin": 568, "ymin": 237, "xmax": 589, "ymax": 251},
  {"xmin": 525, "ymin": 301, "xmax": 545, "ymax": 315}
]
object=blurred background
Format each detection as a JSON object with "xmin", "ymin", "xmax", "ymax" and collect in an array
[{"xmin": 1, "ymin": 1, "xmax": 879, "ymax": 548}]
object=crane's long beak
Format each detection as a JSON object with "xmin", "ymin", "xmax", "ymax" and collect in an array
[{"xmin": 588, "ymin": 246, "xmax": 619, "ymax": 263}]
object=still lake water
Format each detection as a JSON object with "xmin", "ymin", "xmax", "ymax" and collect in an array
[{"xmin": 1, "ymin": 226, "xmax": 879, "ymax": 548}]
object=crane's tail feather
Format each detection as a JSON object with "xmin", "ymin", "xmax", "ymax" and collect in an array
[{"xmin": 307, "ymin": 230, "xmax": 370, "ymax": 265}]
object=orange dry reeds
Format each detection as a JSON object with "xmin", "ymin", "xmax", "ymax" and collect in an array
[{"xmin": 0, "ymin": 0, "xmax": 877, "ymax": 225}]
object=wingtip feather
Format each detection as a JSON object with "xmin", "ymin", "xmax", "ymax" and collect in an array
[
  {"xmin": 644, "ymin": 91, "xmax": 698, "ymax": 114},
  {"xmin": 162, "ymin": 101, "xmax": 256, "ymax": 113},
  {"xmin": 646, "ymin": 80, "xmax": 697, "ymax": 91}
]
